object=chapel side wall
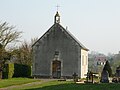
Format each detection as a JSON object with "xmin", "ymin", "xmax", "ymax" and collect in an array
[{"xmin": 81, "ymin": 49, "xmax": 88, "ymax": 78}]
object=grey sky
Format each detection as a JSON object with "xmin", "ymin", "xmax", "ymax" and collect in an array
[{"xmin": 0, "ymin": 0, "xmax": 120, "ymax": 55}]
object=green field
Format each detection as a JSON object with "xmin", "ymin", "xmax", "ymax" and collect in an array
[
  {"xmin": 17, "ymin": 81, "xmax": 120, "ymax": 90},
  {"xmin": 0, "ymin": 78, "xmax": 40, "ymax": 88},
  {"xmin": 1, "ymin": 78, "xmax": 120, "ymax": 90}
]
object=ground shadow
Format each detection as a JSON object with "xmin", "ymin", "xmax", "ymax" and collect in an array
[
  {"xmin": 26, "ymin": 83, "xmax": 81, "ymax": 90},
  {"xmin": 25, "ymin": 83, "xmax": 120, "ymax": 90}
]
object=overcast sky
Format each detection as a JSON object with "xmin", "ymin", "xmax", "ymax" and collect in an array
[{"xmin": 0, "ymin": 0, "xmax": 120, "ymax": 55}]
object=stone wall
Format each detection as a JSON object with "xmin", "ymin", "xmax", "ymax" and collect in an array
[{"xmin": 32, "ymin": 24, "xmax": 82, "ymax": 78}]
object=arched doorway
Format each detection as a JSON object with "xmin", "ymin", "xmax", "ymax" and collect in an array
[{"xmin": 52, "ymin": 60, "xmax": 61, "ymax": 78}]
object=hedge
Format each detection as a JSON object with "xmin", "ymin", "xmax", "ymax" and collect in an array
[
  {"xmin": 13, "ymin": 63, "xmax": 31, "ymax": 77},
  {"xmin": 2, "ymin": 63, "xmax": 14, "ymax": 79}
]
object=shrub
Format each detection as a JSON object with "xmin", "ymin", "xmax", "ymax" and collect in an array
[
  {"xmin": 103, "ymin": 60, "xmax": 112, "ymax": 77},
  {"xmin": 2, "ymin": 63, "xmax": 14, "ymax": 79},
  {"xmin": 13, "ymin": 63, "xmax": 31, "ymax": 77}
]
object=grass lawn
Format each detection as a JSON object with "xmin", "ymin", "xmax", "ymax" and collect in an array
[
  {"xmin": 13, "ymin": 80, "xmax": 120, "ymax": 90},
  {"xmin": 0, "ymin": 78, "xmax": 40, "ymax": 88},
  {"xmin": 1, "ymin": 78, "xmax": 120, "ymax": 90}
]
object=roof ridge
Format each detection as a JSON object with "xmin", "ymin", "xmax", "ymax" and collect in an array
[
  {"xmin": 58, "ymin": 24, "xmax": 89, "ymax": 51},
  {"xmin": 32, "ymin": 23, "xmax": 89, "ymax": 51}
]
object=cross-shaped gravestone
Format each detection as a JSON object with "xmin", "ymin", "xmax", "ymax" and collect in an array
[{"xmin": 73, "ymin": 72, "xmax": 78, "ymax": 82}]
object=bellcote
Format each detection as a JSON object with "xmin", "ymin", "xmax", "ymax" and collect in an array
[{"xmin": 54, "ymin": 11, "xmax": 60, "ymax": 24}]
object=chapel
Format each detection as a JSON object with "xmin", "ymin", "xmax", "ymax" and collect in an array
[{"xmin": 32, "ymin": 11, "xmax": 89, "ymax": 78}]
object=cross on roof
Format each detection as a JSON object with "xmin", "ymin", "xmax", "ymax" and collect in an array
[{"xmin": 56, "ymin": 5, "xmax": 60, "ymax": 11}]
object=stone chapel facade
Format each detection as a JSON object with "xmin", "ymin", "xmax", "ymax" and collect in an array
[{"xmin": 32, "ymin": 11, "xmax": 89, "ymax": 78}]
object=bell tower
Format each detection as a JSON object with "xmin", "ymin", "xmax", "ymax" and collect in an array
[{"xmin": 54, "ymin": 11, "xmax": 60, "ymax": 24}]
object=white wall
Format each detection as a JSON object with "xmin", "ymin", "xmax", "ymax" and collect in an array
[{"xmin": 81, "ymin": 49, "xmax": 88, "ymax": 78}]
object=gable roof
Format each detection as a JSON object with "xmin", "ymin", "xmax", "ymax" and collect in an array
[{"xmin": 32, "ymin": 23, "xmax": 89, "ymax": 51}]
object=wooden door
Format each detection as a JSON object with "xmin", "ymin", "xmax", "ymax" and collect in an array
[{"xmin": 52, "ymin": 60, "xmax": 61, "ymax": 78}]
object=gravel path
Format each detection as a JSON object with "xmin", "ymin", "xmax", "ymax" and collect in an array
[{"xmin": 0, "ymin": 79, "xmax": 56, "ymax": 90}]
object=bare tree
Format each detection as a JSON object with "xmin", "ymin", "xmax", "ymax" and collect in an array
[
  {"xmin": 0, "ymin": 21, "xmax": 22, "ymax": 78},
  {"xmin": 0, "ymin": 22, "xmax": 22, "ymax": 48},
  {"xmin": 13, "ymin": 38, "xmax": 38, "ymax": 66}
]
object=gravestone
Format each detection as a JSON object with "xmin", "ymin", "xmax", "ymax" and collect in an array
[
  {"xmin": 112, "ymin": 65, "xmax": 120, "ymax": 83},
  {"xmin": 86, "ymin": 71, "xmax": 94, "ymax": 83},
  {"xmin": 100, "ymin": 70, "xmax": 109, "ymax": 83},
  {"xmin": 116, "ymin": 66, "xmax": 120, "ymax": 77},
  {"xmin": 73, "ymin": 72, "xmax": 78, "ymax": 82},
  {"xmin": 116, "ymin": 66, "xmax": 120, "ymax": 82}
]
